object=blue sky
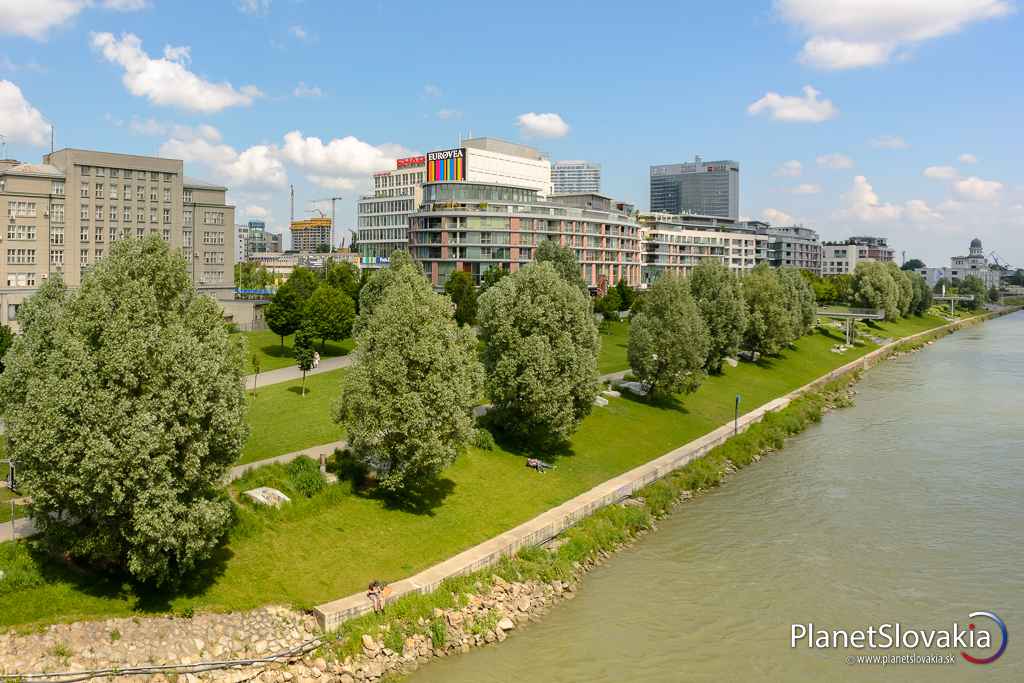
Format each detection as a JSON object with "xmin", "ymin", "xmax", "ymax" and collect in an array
[{"xmin": 2, "ymin": 0, "xmax": 1022, "ymax": 266}]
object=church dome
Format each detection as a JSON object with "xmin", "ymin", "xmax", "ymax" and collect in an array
[{"xmin": 970, "ymin": 237, "xmax": 982, "ymax": 249}]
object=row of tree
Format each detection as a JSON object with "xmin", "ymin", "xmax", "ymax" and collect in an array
[
  {"xmin": 850, "ymin": 261, "xmax": 933, "ymax": 319},
  {"xmin": 264, "ymin": 260, "xmax": 365, "ymax": 351}
]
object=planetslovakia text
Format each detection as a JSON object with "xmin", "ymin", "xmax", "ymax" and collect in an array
[{"xmin": 790, "ymin": 623, "xmax": 990, "ymax": 650}]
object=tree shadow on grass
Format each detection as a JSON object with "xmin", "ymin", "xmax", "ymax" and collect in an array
[
  {"xmin": 260, "ymin": 343, "xmax": 294, "ymax": 360},
  {"xmin": 287, "ymin": 386, "xmax": 309, "ymax": 396},
  {"xmin": 360, "ymin": 477, "xmax": 456, "ymax": 517},
  {"xmin": 477, "ymin": 412, "xmax": 577, "ymax": 464},
  {"xmin": 616, "ymin": 387, "xmax": 691, "ymax": 414}
]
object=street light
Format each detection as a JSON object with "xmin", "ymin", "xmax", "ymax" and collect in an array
[{"xmin": 734, "ymin": 394, "xmax": 741, "ymax": 435}]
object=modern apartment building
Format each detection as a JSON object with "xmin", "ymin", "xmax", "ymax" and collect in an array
[
  {"xmin": 552, "ymin": 160, "xmax": 601, "ymax": 194},
  {"xmin": 289, "ymin": 217, "xmax": 331, "ymax": 252},
  {"xmin": 0, "ymin": 149, "xmax": 234, "ymax": 326},
  {"xmin": 821, "ymin": 236, "xmax": 896, "ymax": 276},
  {"xmin": 408, "ymin": 183, "xmax": 641, "ymax": 290},
  {"xmin": 638, "ymin": 212, "xmax": 765, "ymax": 285},
  {"xmin": 756, "ymin": 223, "xmax": 821, "ymax": 274},
  {"xmin": 650, "ymin": 156, "xmax": 739, "ymax": 219},
  {"xmin": 357, "ymin": 138, "xmax": 552, "ymax": 268}
]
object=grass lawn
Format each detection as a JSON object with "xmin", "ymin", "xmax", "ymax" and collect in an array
[
  {"xmin": 236, "ymin": 329, "xmax": 354, "ymax": 373},
  {"xmin": 598, "ymin": 320, "xmax": 630, "ymax": 374},
  {"xmin": 0, "ymin": 314, "xmax": 950, "ymax": 628},
  {"xmin": 240, "ymin": 368, "xmax": 348, "ymax": 464}
]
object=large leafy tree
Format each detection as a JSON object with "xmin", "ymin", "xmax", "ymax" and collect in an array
[
  {"xmin": 324, "ymin": 259, "xmax": 362, "ymax": 305},
  {"xmin": 0, "ymin": 236, "xmax": 248, "ymax": 585},
  {"xmin": 264, "ymin": 285, "xmax": 303, "ymax": 347},
  {"xmin": 886, "ymin": 262, "xmax": 914, "ymax": 317},
  {"xmin": 901, "ymin": 258, "xmax": 926, "ymax": 271},
  {"xmin": 478, "ymin": 262, "xmax": 600, "ymax": 448},
  {"xmin": 0, "ymin": 324, "xmax": 14, "ymax": 373},
  {"xmin": 285, "ymin": 266, "xmax": 321, "ymax": 303},
  {"xmin": 535, "ymin": 239, "xmax": 588, "ymax": 293},
  {"xmin": 356, "ymin": 251, "xmax": 423, "ymax": 330},
  {"xmin": 742, "ymin": 264, "xmax": 792, "ymax": 356},
  {"xmin": 778, "ymin": 267, "xmax": 817, "ymax": 340},
  {"xmin": 334, "ymin": 267, "xmax": 483, "ymax": 493},
  {"xmin": 628, "ymin": 273, "xmax": 709, "ymax": 400},
  {"xmin": 444, "ymin": 270, "xmax": 478, "ymax": 327},
  {"xmin": 614, "ymin": 279, "xmax": 636, "ymax": 311},
  {"xmin": 303, "ymin": 283, "xmax": 356, "ymax": 351},
  {"xmin": 479, "ymin": 265, "xmax": 509, "ymax": 296},
  {"xmin": 909, "ymin": 272, "xmax": 933, "ymax": 315},
  {"xmin": 689, "ymin": 259, "xmax": 747, "ymax": 374},
  {"xmin": 852, "ymin": 261, "xmax": 900, "ymax": 320},
  {"xmin": 959, "ymin": 275, "xmax": 988, "ymax": 310}
]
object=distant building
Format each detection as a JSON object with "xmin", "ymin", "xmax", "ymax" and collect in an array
[
  {"xmin": 917, "ymin": 238, "xmax": 1001, "ymax": 289},
  {"xmin": 757, "ymin": 224, "xmax": 821, "ymax": 274},
  {"xmin": 246, "ymin": 220, "xmax": 281, "ymax": 254},
  {"xmin": 638, "ymin": 212, "xmax": 764, "ymax": 285},
  {"xmin": 357, "ymin": 137, "xmax": 552, "ymax": 268},
  {"xmin": 821, "ymin": 236, "xmax": 895, "ymax": 276},
  {"xmin": 552, "ymin": 160, "xmax": 601, "ymax": 194},
  {"xmin": 650, "ymin": 156, "xmax": 739, "ymax": 219},
  {"xmin": 290, "ymin": 218, "xmax": 331, "ymax": 252}
]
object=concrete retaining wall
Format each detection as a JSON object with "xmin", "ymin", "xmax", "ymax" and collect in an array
[{"xmin": 308, "ymin": 310, "xmax": 1014, "ymax": 630}]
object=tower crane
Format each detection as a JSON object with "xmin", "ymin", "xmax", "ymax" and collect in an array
[{"xmin": 311, "ymin": 196, "xmax": 343, "ymax": 249}]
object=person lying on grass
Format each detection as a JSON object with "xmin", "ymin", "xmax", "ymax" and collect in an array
[{"xmin": 526, "ymin": 458, "xmax": 554, "ymax": 473}]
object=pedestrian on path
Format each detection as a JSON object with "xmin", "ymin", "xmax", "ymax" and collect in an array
[{"xmin": 313, "ymin": 350, "xmax": 320, "ymax": 369}]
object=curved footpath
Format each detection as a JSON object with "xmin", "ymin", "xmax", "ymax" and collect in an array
[{"xmin": 313, "ymin": 308, "xmax": 1018, "ymax": 631}]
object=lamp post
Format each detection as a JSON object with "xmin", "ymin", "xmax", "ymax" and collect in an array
[{"xmin": 734, "ymin": 394, "xmax": 741, "ymax": 436}]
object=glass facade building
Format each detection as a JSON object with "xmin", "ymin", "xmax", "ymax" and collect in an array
[{"xmin": 650, "ymin": 156, "xmax": 739, "ymax": 219}]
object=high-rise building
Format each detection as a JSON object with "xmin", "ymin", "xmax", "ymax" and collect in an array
[
  {"xmin": 408, "ymin": 183, "xmax": 641, "ymax": 289},
  {"xmin": 552, "ymin": 160, "xmax": 601, "ymax": 194},
  {"xmin": 357, "ymin": 138, "xmax": 552, "ymax": 268},
  {"xmin": 290, "ymin": 218, "xmax": 331, "ymax": 252},
  {"xmin": 0, "ymin": 149, "xmax": 235, "ymax": 326},
  {"xmin": 821, "ymin": 236, "xmax": 895, "ymax": 276},
  {"xmin": 650, "ymin": 156, "xmax": 739, "ymax": 219},
  {"xmin": 245, "ymin": 220, "xmax": 282, "ymax": 255}
]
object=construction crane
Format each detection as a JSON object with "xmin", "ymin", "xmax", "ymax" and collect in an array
[{"xmin": 311, "ymin": 196, "xmax": 343, "ymax": 249}]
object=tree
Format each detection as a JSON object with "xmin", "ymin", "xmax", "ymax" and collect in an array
[
  {"xmin": 264, "ymin": 285, "xmax": 303, "ymax": 347},
  {"xmin": 886, "ymin": 262, "xmax": 913, "ymax": 317},
  {"xmin": 594, "ymin": 287, "xmax": 622, "ymax": 319},
  {"xmin": 933, "ymin": 277, "xmax": 951, "ymax": 294},
  {"xmin": 294, "ymin": 326, "xmax": 315, "ymax": 396},
  {"xmin": 742, "ymin": 264, "xmax": 791, "ymax": 356},
  {"xmin": 689, "ymin": 260, "xmax": 748, "ymax": 373},
  {"xmin": 315, "ymin": 243, "xmax": 331, "ymax": 253},
  {"xmin": 444, "ymin": 270, "xmax": 478, "ymax": 327},
  {"xmin": 303, "ymin": 284, "xmax": 356, "ymax": 351},
  {"xmin": 0, "ymin": 236, "xmax": 248, "ymax": 585},
  {"xmin": 356, "ymin": 251, "xmax": 424, "ymax": 332},
  {"xmin": 959, "ymin": 275, "xmax": 987, "ymax": 310},
  {"xmin": 628, "ymin": 273, "xmax": 709, "ymax": 400},
  {"xmin": 324, "ymin": 259, "xmax": 362, "ymax": 303},
  {"xmin": 909, "ymin": 272, "xmax": 933, "ymax": 315},
  {"xmin": 901, "ymin": 258, "xmax": 926, "ymax": 271},
  {"xmin": 478, "ymin": 262, "xmax": 600, "ymax": 449},
  {"xmin": 334, "ymin": 269, "xmax": 483, "ymax": 493},
  {"xmin": 285, "ymin": 266, "xmax": 320, "ymax": 303},
  {"xmin": 852, "ymin": 261, "xmax": 900, "ymax": 320},
  {"xmin": 779, "ymin": 267, "xmax": 817, "ymax": 340},
  {"xmin": 831, "ymin": 274, "xmax": 854, "ymax": 305},
  {"xmin": 479, "ymin": 265, "xmax": 509, "ymax": 296},
  {"xmin": 234, "ymin": 261, "xmax": 271, "ymax": 289},
  {"xmin": 535, "ymin": 239, "xmax": 587, "ymax": 293},
  {"xmin": 614, "ymin": 279, "xmax": 635, "ymax": 311},
  {"xmin": 988, "ymin": 285, "xmax": 1000, "ymax": 303},
  {"xmin": 0, "ymin": 324, "xmax": 14, "ymax": 373}
]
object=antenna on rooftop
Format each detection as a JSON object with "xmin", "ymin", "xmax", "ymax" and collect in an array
[
  {"xmin": 0, "ymin": 134, "xmax": 6, "ymax": 159},
  {"xmin": 50, "ymin": 125, "xmax": 54, "ymax": 154}
]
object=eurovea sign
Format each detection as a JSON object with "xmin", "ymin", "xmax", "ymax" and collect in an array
[
  {"xmin": 396, "ymin": 155, "xmax": 426, "ymax": 169},
  {"xmin": 426, "ymin": 148, "xmax": 466, "ymax": 182}
]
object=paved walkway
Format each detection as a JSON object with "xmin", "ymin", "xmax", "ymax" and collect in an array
[
  {"xmin": 246, "ymin": 354, "xmax": 353, "ymax": 390},
  {"xmin": 227, "ymin": 439, "xmax": 348, "ymax": 483}
]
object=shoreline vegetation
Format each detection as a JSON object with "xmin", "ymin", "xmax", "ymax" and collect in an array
[{"xmin": 1, "ymin": 310, "xmax": 987, "ymax": 630}]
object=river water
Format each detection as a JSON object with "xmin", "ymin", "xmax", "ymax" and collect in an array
[{"xmin": 411, "ymin": 312, "xmax": 1024, "ymax": 682}]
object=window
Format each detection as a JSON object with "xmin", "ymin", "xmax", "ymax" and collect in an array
[
  {"xmin": 137, "ymin": 209, "xmax": 145, "ymax": 223},
  {"xmin": 81, "ymin": 182, "xmax": 89, "ymax": 198},
  {"xmin": 50, "ymin": 226, "xmax": 64, "ymax": 245},
  {"xmin": 150, "ymin": 172, "xmax": 159, "ymax": 180},
  {"xmin": 80, "ymin": 248, "xmax": 88, "ymax": 266},
  {"xmin": 110, "ymin": 169, "xmax": 119, "ymax": 178},
  {"xmin": 80, "ymin": 165, "xmax": 90, "ymax": 176},
  {"xmin": 96, "ymin": 205, "xmax": 103, "ymax": 221},
  {"xmin": 95, "ymin": 183, "xmax": 104, "ymax": 199},
  {"xmin": 109, "ymin": 228, "xmax": 118, "ymax": 242},
  {"xmin": 6, "ymin": 248, "xmax": 36, "ymax": 264},
  {"xmin": 6, "ymin": 273, "xmax": 36, "ymax": 288},
  {"xmin": 150, "ymin": 188, "xmax": 158, "ymax": 202},
  {"xmin": 123, "ymin": 206, "xmax": 131, "ymax": 221},
  {"xmin": 183, "ymin": 231, "xmax": 193, "ymax": 248},
  {"xmin": 163, "ymin": 188, "xmax": 171, "ymax": 202},
  {"xmin": 110, "ymin": 206, "xmax": 118, "ymax": 222},
  {"xmin": 50, "ymin": 249, "xmax": 64, "ymax": 266},
  {"xmin": 149, "ymin": 208, "xmax": 157, "ymax": 224},
  {"xmin": 124, "ymin": 184, "xmax": 132, "ymax": 199},
  {"xmin": 203, "ymin": 211, "xmax": 224, "ymax": 226},
  {"xmin": 110, "ymin": 184, "xmax": 118, "ymax": 200},
  {"xmin": 80, "ymin": 226, "xmax": 89, "ymax": 242},
  {"xmin": 8, "ymin": 201, "xmax": 36, "ymax": 218},
  {"xmin": 95, "ymin": 248, "xmax": 104, "ymax": 259},
  {"xmin": 95, "ymin": 167, "xmax": 104, "ymax": 177},
  {"xmin": 52, "ymin": 181, "xmax": 64, "ymax": 195},
  {"xmin": 163, "ymin": 172, "xmax": 172, "ymax": 182},
  {"xmin": 51, "ymin": 204, "xmax": 64, "ymax": 223},
  {"xmin": 202, "ymin": 231, "xmax": 225, "ymax": 245},
  {"xmin": 136, "ymin": 227, "xmax": 145, "ymax": 239},
  {"xmin": 95, "ymin": 227, "xmax": 104, "ymax": 242},
  {"xmin": 162, "ymin": 228, "xmax": 170, "ymax": 241},
  {"xmin": 203, "ymin": 251, "xmax": 225, "ymax": 265},
  {"xmin": 163, "ymin": 208, "xmax": 171, "ymax": 224},
  {"xmin": 124, "ymin": 170, "xmax": 132, "ymax": 179},
  {"xmin": 6, "ymin": 224, "xmax": 36, "ymax": 240},
  {"xmin": 81, "ymin": 206, "xmax": 89, "ymax": 220},
  {"xmin": 183, "ymin": 209, "xmax": 193, "ymax": 225},
  {"xmin": 137, "ymin": 186, "xmax": 145, "ymax": 201},
  {"xmin": 184, "ymin": 189, "xmax": 193, "ymax": 203}
]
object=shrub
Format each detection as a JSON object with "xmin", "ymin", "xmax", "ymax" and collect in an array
[{"xmin": 287, "ymin": 457, "xmax": 326, "ymax": 498}]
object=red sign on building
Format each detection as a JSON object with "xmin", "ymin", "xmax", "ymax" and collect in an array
[{"xmin": 397, "ymin": 155, "xmax": 426, "ymax": 169}]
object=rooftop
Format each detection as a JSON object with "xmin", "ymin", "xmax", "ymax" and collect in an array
[
  {"xmin": 184, "ymin": 175, "xmax": 227, "ymax": 190},
  {"xmin": 0, "ymin": 162, "xmax": 65, "ymax": 179},
  {"xmin": 461, "ymin": 137, "xmax": 546, "ymax": 161}
]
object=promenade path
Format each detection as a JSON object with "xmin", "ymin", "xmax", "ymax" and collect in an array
[{"xmin": 245, "ymin": 354, "xmax": 353, "ymax": 389}]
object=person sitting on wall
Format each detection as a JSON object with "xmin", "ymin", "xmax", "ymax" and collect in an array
[
  {"xmin": 367, "ymin": 580, "xmax": 388, "ymax": 614},
  {"xmin": 526, "ymin": 458, "xmax": 554, "ymax": 473}
]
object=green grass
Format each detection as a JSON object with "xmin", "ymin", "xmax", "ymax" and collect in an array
[
  {"xmin": 598, "ymin": 320, "xmax": 630, "ymax": 374},
  {"xmin": 241, "ymin": 368, "xmax": 347, "ymax": 464},
  {"xmin": 236, "ymin": 329, "xmax": 354, "ymax": 373},
  {"xmin": 0, "ymin": 313, "xmax": 950, "ymax": 628}
]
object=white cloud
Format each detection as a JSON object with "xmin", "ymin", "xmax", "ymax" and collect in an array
[
  {"xmin": 774, "ymin": 160, "xmax": 803, "ymax": 177},
  {"xmin": 923, "ymin": 165, "xmax": 957, "ymax": 180},
  {"xmin": 238, "ymin": 0, "xmax": 270, "ymax": 14},
  {"xmin": 747, "ymin": 85, "xmax": 838, "ymax": 123},
  {"xmin": 437, "ymin": 108, "xmax": 462, "ymax": 120},
  {"xmin": 289, "ymin": 25, "xmax": 310, "ymax": 41},
  {"xmin": 160, "ymin": 127, "xmax": 286, "ymax": 190},
  {"xmin": 841, "ymin": 175, "xmax": 903, "ymax": 222},
  {"xmin": 91, "ymin": 32, "xmax": 262, "ymax": 113},
  {"xmin": 798, "ymin": 37, "xmax": 893, "ymax": 69},
  {"xmin": 905, "ymin": 199, "xmax": 943, "ymax": 222},
  {"xmin": 280, "ymin": 130, "xmax": 411, "ymax": 190},
  {"xmin": 954, "ymin": 176, "xmax": 1003, "ymax": 201},
  {"xmin": 871, "ymin": 135, "xmax": 909, "ymax": 149},
  {"xmin": 959, "ymin": 153, "xmax": 978, "ymax": 164},
  {"xmin": 127, "ymin": 118, "xmax": 222, "ymax": 142},
  {"xmin": 777, "ymin": 0, "xmax": 1014, "ymax": 69},
  {"xmin": 244, "ymin": 205, "xmax": 270, "ymax": 220},
  {"xmin": 0, "ymin": 55, "xmax": 46, "ymax": 73},
  {"xmin": 817, "ymin": 153, "xmax": 854, "ymax": 169},
  {"xmin": 516, "ymin": 112, "xmax": 570, "ymax": 138},
  {"xmin": 762, "ymin": 208, "xmax": 795, "ymax": 224},
  {"xmin": 293, "ymin": 82, "xmax": 323, "ymax": 98},
  {"xmin": 423, "ymin": 84, "xmax": 442, "ymax": 97},
  {"xmin": 0, "ymin": 79, "xmax": 50, "ymax": 146},
  {"xmin": 0, "ymin": 0, "xmax": 146, "ymax": 40},
  {"xmin": 790, "ymin": 183, "xmax": 822, "ymax": 195}
]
